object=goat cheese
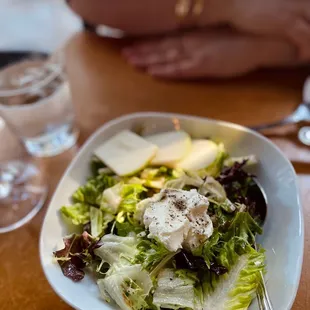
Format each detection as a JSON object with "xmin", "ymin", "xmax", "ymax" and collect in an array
[{"xmin": 143, "ymin": 189, "xmax": 213, "ymax": 252}]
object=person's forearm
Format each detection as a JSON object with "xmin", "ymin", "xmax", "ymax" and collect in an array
[
  {"xmin": 69, "ymin": 0, "xmax": 180, "ymax": 35},
  {"xmin": 68, "ymin": 0, "xmax": 229, "ymax": 36}
]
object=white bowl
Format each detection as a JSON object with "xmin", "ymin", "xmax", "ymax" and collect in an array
[{"xmin": 40, "ymin": 112, "xmax": 304, "ymax": 310}]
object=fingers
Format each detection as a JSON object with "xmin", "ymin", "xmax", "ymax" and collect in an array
[
  {"xmin": 123, "ymin": 31, "xmax": 210, "ymax": 67},
  {"xmin": 147, "ymin": 59, "xmax": 201, "ymax": 79},
  {"xmin": 123, "ymin": 35, "xmax": 193, "ymax": 67},
  {"xmin": 123, "ymin": 37, "xmax": 186, "ymax": 67},
  {"xmin": 123, "ymin": 35, "xmax": 208, "ymax": 78},
  {"xmin": 123, "ymin": 30, "xmax": 299, "ymax": 79},
  {"xmin": 124, "ymin": 49, "xmax": 183, "ymax": 67}
]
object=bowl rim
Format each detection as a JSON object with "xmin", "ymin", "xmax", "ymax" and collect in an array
[{"xmin": 40, "ymin": 111, "xmax": 304, "ymax": 310}]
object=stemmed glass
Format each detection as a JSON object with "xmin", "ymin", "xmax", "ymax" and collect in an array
[{"xmin": 0, "ymin": 54, "xmax": 78, "ymax": 233}]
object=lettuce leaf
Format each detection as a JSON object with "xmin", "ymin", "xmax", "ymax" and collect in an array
[
  {"xmin": 164, "ymin": 171, "xmax": 204, "ymax": 190},
  {"xmin": 73, "ymin": 173, "xmax": 116, "ymax": 206},
  {"xmin": 90, "ymin": 207, "xmax": 115, "ymax": 237},
  {"xmin": 99, "ymin": 182, "xmax": 147, "ymax": 236},
  {"xmin": 223, "ymin": 212, "xmax": 262, "ymax": 245},
  {"xmin": 54, "ymin": 232, "xmax": 100, "ymax": 282},
  {"xmin": 114, "ymin": 184, "xmax": 148, "ymax": 235},
  {"xmin": 203, "ymin": 143, "xmax": 228, "ymax": 178},
  {"xmin": 199, "ymin": 177, "xmax": 235, "ymax": 213},
  {"xmin": 195, "ymin": 212, "xmax": 262, "ymax": 270},
  {"xmin": 199, "ymin": 176, "xmax": 227, "ymax": 202},
  {"xmin": 203, "ymin": 241, "xmax": 265, "ymax": 310},
  {"xmin": 119, "ymin": 184, "xmax": 147, "ymax": 213},
  {"xmin": 90, "ymin": 155, "xmax": 106, "ymax": 176},
  {"xmin": 192, "ymin": 230, "xmax": 221, "ymax": 268},
  {"xmin": 115, "ymin": 221, "xmax": 143, "ymax": 237},
  {"xmin": 90, "ymin": 207, "xmax": 103, "ymax": 237},
  {"xmin": 216, "ymin": 160, "xmax": 264, "ymax": 222},
  {"xmin": 134, "ymin": 238, "xmax": 172, "ymax": 272},
  {"xmin": 141, "ymin": 166, "xmax": 180, "ymax": 179},
  {"xmin": 224, "ymin": 155, "xmax": 257, "ymax": 168},
  {"xmin": 153, "ymin": 268, "xmax": 197, "ymax": 310},
  {"xmin": 207, "ymin": 202, "xmax": 235, "ymax": 229},
  {"xmin": 97, "ymin": 264, "xmax": 153, "ymax": 310},
  {"xmin": 61, "ymin": 203, "xmax": 90, "ymax": 225},
  {"xmin": 94, "ymin": 234, "xmax": 138, "ymax": 267},
  {"xmin": 175, "ymin": 269, "xmax": 204, "ymax": 309},
  {"xmin": 100, "ymin": 182, "xmax": 123, "ymax": 214}
]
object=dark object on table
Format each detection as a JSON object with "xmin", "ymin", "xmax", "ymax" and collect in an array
[
  {"xmin": 83, "ymin": 21, "xmax": 97, "ymax": 33},
  {"xmin": 0, "ymin": 51, "xmax": 47, "ymax": 69}
]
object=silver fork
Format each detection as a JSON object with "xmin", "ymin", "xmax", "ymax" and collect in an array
[
  {"xmin": 253, "ymin": 181, "xmax": 274, "ymax": 310},
  {"xmin": 254, "ymin": 242, "xmax": 274, "ymax": 310},
  {"xmin": 250, "ymin": 102, "xmax": 310, "ymax": 131},
  {"xmin": 257, "ymin": 276, "xmax": 274, "ymax": 310},
  {"xmin": 250, "ymin": 77, "xmax": 310, "ymax": 133}
]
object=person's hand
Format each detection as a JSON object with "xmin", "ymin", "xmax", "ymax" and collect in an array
[
  {"xmin": 223, "ymin": 0, "xmax": 310, "ymax": 60},
  {"xmin": 68, "ymin": 0, "xmax": 310, "ymax": 60},
  {"xmin": 123, "ymin": 29, "xmax": 299, "ymax": 79}
]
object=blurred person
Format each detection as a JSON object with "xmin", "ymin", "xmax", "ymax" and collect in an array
[{"xmin": 67, "ymin": 0, "xmax": 310, "ymax": 79}]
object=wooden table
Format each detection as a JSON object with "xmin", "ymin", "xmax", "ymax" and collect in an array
[{"xmin": 0, "ymin": 32, "xmax": 309, "ymax": 309}]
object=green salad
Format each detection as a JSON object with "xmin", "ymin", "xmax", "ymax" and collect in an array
[{"xmin": 54, "ymin": 130, "xmax": 265, "ymax": 310}]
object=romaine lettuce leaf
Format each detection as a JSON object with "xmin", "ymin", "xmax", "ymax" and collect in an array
[
  {"xmin": 61, "ymin": 203, "xmax": 90, "ymax": 225},
  {"xmin": 90, "ymin": 207, "xmax": 103, "ymax": 237},
  {"xmin": 90, "ymin": 207, "xmax": 115, "ymax": 237},
  {"xmin": 203, "ymin": 243, "xmax": 265, "ymax": 310}
]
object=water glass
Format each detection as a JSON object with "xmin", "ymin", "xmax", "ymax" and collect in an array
[
  {"xmin": 0, "ymin": 54, "xmax": 78, "ymax": 233},
  {"xmin": 0, "ymin": 56, "xmax": 79, "ymax": 157}
]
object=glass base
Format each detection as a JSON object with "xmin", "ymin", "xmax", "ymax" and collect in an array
[
  {"xmin": 298, "ymin": 127, "xmax": 310, "ymax": 146},
  {"xmin": 23, "ymin": 123, "xmax": 79, "ymax": 157},
  {"xmin": 0, "ymin": 160, "xmax": 47, "ymax": 233}
]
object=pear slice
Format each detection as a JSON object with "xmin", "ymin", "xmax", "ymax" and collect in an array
[
  {"xmin": 94, "ymin": 130, "xmax": 158, "ymax": 176},
  {"xmin": 145, "ymin": 131, "xmax": 192, "ymax": 167},
  {"xmin": 177, "ymin": 139, "xmax": 219, "ymax": 171}
]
